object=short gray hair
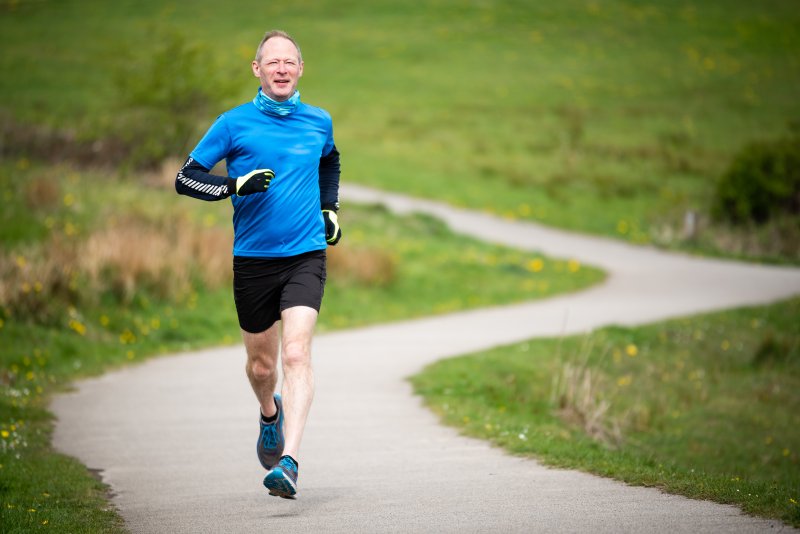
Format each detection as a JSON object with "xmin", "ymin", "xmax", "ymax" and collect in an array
[{"xmin": 255, "ymin": 30, "xmax": 302, "ymax": 63}]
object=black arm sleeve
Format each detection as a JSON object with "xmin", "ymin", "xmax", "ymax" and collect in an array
[
  {"xmin": 319, "ymin": 144, "xmax": 341, "ymax": 210},
  {"xmin": 175, "ymin": 157, "xmax": 237, "ymax": 201}
]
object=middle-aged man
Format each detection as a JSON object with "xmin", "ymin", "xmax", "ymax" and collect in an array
[{"xmin": 175, "ymin": 29, "xmax": 341, "ymax": 499}]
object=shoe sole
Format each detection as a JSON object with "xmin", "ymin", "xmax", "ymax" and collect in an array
[{"xmin": 264, "ymin": 472, "xmax": 297, "ymax": 499}]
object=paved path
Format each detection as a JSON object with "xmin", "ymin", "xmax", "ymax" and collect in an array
[{"xmin": 52, "ymin": 185, "xmax": 800, "ymax": 533}]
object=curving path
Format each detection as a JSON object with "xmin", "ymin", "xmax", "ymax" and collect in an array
[{"xmin": 53, "ymin": 184, "xmax": 800, "ymax": 533}]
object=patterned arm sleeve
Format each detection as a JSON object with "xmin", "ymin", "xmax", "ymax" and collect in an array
[{"xmin": 175, "ymin": 157, "xmax": 237, "ymax": 201}]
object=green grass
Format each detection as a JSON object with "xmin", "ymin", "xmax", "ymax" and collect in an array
[
  {"xmin": 0, "ymin": 159, "xmax": 603, "ymax": 532},
  {"xmin": 1, "ymin": 0, "xmax": 799, "ymax": 260},
  {"xmin": 2, "ymin": 0, "xmax": 799, "ymax": 529},
  {"xmin": 411, "ymin": 298, "xmax": 800, "ymax": 527}
]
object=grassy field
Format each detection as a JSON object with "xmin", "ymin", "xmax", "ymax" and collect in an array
[
  {"xmin": 411, "ymin": 297, "xmax": 800, "ymax": 526},
  {"xmin": 1, "ymin": 0, "xmax": 799, "ymax": 260},
  {"xmin": 0, "ymin": 158, "xmax": 602, "ymax": 531},
  {"xmin": 1, "ymin": 0, "xmax": 799, "ymax": 530}
]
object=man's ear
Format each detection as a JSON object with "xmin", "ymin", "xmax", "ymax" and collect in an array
[{"xmin": 251, "ymin": 60, "xmax": 260, "ymax": 78}]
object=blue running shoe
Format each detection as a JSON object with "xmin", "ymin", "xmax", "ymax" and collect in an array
[
  {"xmin": 257, "ymin": 394, "xmax": 284, "ymax": 470},
  {"xmin": 263, "ymin": 455, "xmax": 298, "ymax": 499}
]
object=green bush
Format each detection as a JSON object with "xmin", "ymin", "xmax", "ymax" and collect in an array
[
  {"xmin": 712, "ymin": 136, "xmax": 800, "ymax": 225},
  {"xmin": 106, "ymin": 28, "xmax": 240, "ymax": 168}
]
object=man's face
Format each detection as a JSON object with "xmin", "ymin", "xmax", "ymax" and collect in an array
[{"xmin": 252, "ymin": 37, "xmax": 304, "ymax": 102}]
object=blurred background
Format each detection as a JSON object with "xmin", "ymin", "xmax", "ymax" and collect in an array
[{"xmin": 0, "ymin": 0, "xmax": 798, "ymax": 530}]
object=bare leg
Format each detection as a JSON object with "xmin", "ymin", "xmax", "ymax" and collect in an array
[
  {"xmin": 242, "ymin": 322, "xmax": 280, "ymax": 418},
  {"xmin": 279, "ymin": 305, "xmax": 318, "ymax": 460}
]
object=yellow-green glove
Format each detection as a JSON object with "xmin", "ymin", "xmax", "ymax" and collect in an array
[
  {"xmin": 322, "ymin": 209, "xmax": 341, "ymax": 245},
  {"xmin": 234, "ymin": 169, "xmax": 274, "ymax": 196}
]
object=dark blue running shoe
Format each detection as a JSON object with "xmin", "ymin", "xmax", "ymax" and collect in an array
[
  {"xmin": 257, "ymin": 394, "xmax": 284, "ymax": 470},
  {"xmin": 263, "ymin": 455, "xmax": 299, "ymax": 499}
]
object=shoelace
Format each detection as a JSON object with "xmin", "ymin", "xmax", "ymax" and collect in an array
[{"xmin": 260, "ymin": 423, "xmax": 279, "ymax": 449}]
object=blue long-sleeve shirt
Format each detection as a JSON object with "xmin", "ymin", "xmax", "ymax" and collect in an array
[{"xmin": 176, "ymin": 99, "xmax": 340, "ymax": 258}]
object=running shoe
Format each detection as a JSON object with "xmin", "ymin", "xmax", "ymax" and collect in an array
[
  {"xmin": 257, "ymin": 394, "xmax": 284, "ymax": 470},
  {"xmin": 263, "ymin": 455, "xmax": 299, "ymax": 499}
]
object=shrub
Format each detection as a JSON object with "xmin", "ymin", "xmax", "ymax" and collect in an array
[
  {"xmin": 712, "ymin": 136, "xmax": 800, "ymax": 225},
  {"xmin": 106, "ymin": 28, "xmax": 241, "ymax": 168}
]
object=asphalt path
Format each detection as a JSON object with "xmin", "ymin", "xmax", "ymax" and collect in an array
[{"xmin": 53, "ymin": 184, "xmax": 800, "ymax": 533}]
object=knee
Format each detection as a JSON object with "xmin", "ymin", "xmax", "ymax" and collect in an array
[
  {"xmin": 248, "ymin": 359, "xmax": 275, "ymax": 382},
  {"xmin": 282, "ymin": 340, "xmax": 310, "ymax": 369}
]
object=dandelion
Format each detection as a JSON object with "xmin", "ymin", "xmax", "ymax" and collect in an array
[
  {"xmin": 68, "ymin": 320, "xmax": 86, "ymax": 336},
  {"xmin": 126, "ymin": 350, "xmax": 135, "ymax": 360},
  {"xmin": 617, "ymin": 220, "xmax": 629, "ymax": 234},
  {"xmin": 720, "ymin": 340, "xmax": 730, "ymax": 351},
  {"xmin": 527, "ymin": 259, "xmax": 544, "ymax": 272},
  {"xmin": 42, "ymin": 520, "xmax": 49, "ymax": 525},
  {"xmin": 1, "ymin": 430, "xmax": 9, "ymax": 439},
  {"xmin": 625, "ymin": 344, "xmax": 638, "ymax": 357},
  {"xmin": 617, "ymin": 374, "xmax": 633, "ymax": 387},
  {"xmin": 15, "ymin": 255, "xmax": 27, "ymax": 268},
  {"xmin": 119, "ymin": 329, "xmax": 136, "ymax": 344},
  {"xmin": 100, "ymin": 315, "xmax": 110, "ymax": 327},
  {"xmin": 63, "ymin": 193, "xmax": 75, "ymax": 207},
  {"xmin": 567, "ymin": 259, "xmax": 581, "ymax": 273},
  {"xmin": 518, "ymin": 204, "xmax": 531, "ymax": 216}
]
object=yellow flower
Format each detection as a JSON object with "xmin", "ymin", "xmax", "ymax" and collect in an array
[
  {"xmin": 567, "ymin": 259, "xmax": 581, "ymax": 273},
  {"xmin": 616, "ymin": 220, "xmax": 629, "ymax": 234},
  {"xmin": 617, "ymin": 374, "xmax": 633, "ymax": 387},
  {"xmin": 1, "ymin": 430, "xmax": 9, "ymax": 439},
  {"xmin": 100, "ymin": 315, "xmax": 110, "ymax": 327},
  {"xmin": 68, "ymin": 320, "xmax": 86, "ymax": 336},
  {"xmin": 63, "ymin": 193, "xmax": 75, "ymax": 207},
  {"xmin": 527, "ymin": 259, "xmax": 544, "ymax": 272},
  {"xmin": 625, "ymin": 344, "xmax": 638, "ymax": 357},
  {"xmin": 720, "ymin": 340, "xmax": 730, "ymax": 351}
]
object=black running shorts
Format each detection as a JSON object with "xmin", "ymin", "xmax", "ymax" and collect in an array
[{"xmin": 233, "ymin": 250, "xmax": 327, "ymax": 333}]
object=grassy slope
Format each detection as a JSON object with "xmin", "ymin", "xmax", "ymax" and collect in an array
[
  {"xmin": 1, "ymin": 1, "xmax": 799, "ymax": 258},
  {"xmin": 1, "ymin": 0, "xmax": 799, "ymax": 530},
  {"xmin": 411, "ymin": 298, "xmax": 800, "ymax": 526},
  {"xmin": 0, "ymin": 158, "xmax": 602, "ymax": 532}
]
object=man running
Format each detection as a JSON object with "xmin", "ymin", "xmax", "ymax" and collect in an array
[{"xmin": 175, "ymin": 29, "xmax": 341, "ymax": 499}]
